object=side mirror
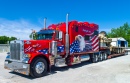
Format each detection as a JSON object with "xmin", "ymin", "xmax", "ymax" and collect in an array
[{"xmin": 59, "ymin": 31, "xmax": 63, "ymax": 40}]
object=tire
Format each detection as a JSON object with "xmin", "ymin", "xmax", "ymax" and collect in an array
[
  {"xmin": 91, "ymin": 54, "xmax": 98, "ymax": 63},
  {"xmin": 103, "ymin": 53, "xmax": 107, "ymax": 60},
  {"xmin": 125, "ymin": 51, "xmax": 128, "ymax": 55},
  {"xmin": 30, "ymin": 58, "xmax": 48, "ymax": 78},
  {"xmin": 99, "ymin": 53, "xmax": 103, "ymax": 61}
]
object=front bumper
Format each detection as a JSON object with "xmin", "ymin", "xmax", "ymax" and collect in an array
[{"xmin": 4, "ymin": 60, "xmax": 30, "ymax": 75}]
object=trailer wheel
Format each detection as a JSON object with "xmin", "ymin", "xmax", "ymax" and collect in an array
[
  {"xmin": 30, "ymin": 58, "xmax": 47, "ymax": 78},
  {"xmin": 99, "ymin": 53, "xmax": 103, "ymax": 61},
  {"xmin": 103, "ymin": 53, "xmax": 107, "ymax": 60},
  {"xmin": 125, "ymin": 51, "xmax": 128, "ymax": 55},
  {"xmin": 92, "ymin": 54, "xmax": 98, "ymax": 63}
]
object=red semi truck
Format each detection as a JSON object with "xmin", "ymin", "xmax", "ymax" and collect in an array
[{"xmin": 4, "ymin": 14, "xmax": 128, "ymax": 78}]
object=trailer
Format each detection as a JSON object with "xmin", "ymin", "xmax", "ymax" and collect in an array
[{"xmin": 4, "ymin": 14, "xmax": 128, "ymax": 78}]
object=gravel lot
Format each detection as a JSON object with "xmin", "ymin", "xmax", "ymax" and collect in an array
[{"xmin": 0, "ymin": 52, "xmax": 130, "ymax": 83}]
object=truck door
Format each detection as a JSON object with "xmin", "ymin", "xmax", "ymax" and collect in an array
[{"xmin": 55, "ymin": 31, "xmax": 65, "ymax": 54}]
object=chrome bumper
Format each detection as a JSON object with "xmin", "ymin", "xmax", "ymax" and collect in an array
[{"xmin": 4, "ymin": 59, "xmax": 30, "ymax": 75}]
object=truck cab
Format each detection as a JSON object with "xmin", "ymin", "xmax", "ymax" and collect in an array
[{"xmin": 4, "ymin": 27, "xmax": 66, "ymax": 77}]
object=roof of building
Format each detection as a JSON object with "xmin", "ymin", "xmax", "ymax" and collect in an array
[{"xmin": 110, "ymin": 37, "xmax": 127, "ymax": 41}]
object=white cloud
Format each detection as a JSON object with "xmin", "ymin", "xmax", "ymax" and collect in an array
[{"xmin": 0, "ymin": 18, "xmax": 42, "ymax": 40}]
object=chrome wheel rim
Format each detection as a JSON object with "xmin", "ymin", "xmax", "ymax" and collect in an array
[{"xmin": 35, "ymin": 62, "xmax": 45, "ymax": 74}]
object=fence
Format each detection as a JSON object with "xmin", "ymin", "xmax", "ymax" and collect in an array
[{"xmin": 0, "ymin": 44, "xmax": 10, "ymax": 52}]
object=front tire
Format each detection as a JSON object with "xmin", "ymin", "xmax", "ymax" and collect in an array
[{"xmin": 30, "ymin": 58, "xmax": 48, "ymax": 78}]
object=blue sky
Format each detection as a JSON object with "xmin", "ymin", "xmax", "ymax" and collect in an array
[{"xmin": 0, "ymin": 0, "xmax": 130, "ymax": 39}]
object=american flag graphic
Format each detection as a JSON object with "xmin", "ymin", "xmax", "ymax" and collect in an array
[
  {"xmin": 57, "ymin": 45, "xmax": 64, "ymax": 53},
  {"xmin": 90, "ymin": 35, "xmax": 99, "ymax": 51},
  {"xmin": 69, "ymin": 35, "xmax": 99, "ymax": 54},
  {"xmin": 38, "ymin": 46, "xmax": 65, "ymax": 54},
  {"xmin": 70, "ymin": 40, "xmax": 81, "ymax": 54},
  {"xmin": 37, "ymin": 35, "xmax": 99, "ymax": 54},
  {"xmin": 38, "ymin": 49, "xmax": 48, "ymax": 54}
]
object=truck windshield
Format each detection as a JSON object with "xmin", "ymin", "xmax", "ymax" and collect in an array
[
  {"xmin": 37, "ymin": 33, "xmax": 53, "ymax": 40},
  {"xmin": 37, "ymin": 30, "xmax": 54, "ymax": 40}
]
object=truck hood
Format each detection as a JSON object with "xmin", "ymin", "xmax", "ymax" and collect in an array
[{"xmin": 24, "ymin": 40, "xmax": 52, "ymax": 54}]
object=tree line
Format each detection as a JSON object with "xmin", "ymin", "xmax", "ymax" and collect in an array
[
  {"xmin": 107, "ymin": 23, "xmax": 130, "ymax": 47},
  {"xmin": 0, "ymin": 36, "xmax": 17, "ymax": 44}
]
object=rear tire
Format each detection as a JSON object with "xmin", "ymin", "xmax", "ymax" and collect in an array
[
  {"xmin": 99, "ymin": 53, "xmax": 103, "ymax": 61},
  {"xmin": 91, "ymin": 54, "xmax": 98, "ymax": 63},
  {"xmin": 30, "ymin": 58, "xmax": 48, "ymax": 78},
  {"xmin": 103, "ymin": 53, "xmax": 107, "ymax": 60},
  {"xmin": 125, "ymin": 51, "xmax": 128, "ymax": 55}
]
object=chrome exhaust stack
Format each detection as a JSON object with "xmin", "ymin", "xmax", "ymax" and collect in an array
[
  {"xmin": 65, "ymin": 13, "xmax": 69, "ymax": 58},
  {"xmin": 52, "ymin": 14, "xmax": 70, "ymax": 67},
  {"xmin": 44, "ymin": 18, "xmax": 47, "ymax": 29}
]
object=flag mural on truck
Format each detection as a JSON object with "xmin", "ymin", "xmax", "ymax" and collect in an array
[
  {"xmin": 69, "ymin": 34, "xmax": 99, "ymax": 54},
  {"xmin": 91, "ymin": 35, "xmax": 99, "ymax": 51},
  {"xmin": 67, "ymin": 21, "xmax": 99, "ymax": 53}
]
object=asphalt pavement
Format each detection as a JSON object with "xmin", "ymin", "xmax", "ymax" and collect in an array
[{"xmin": 0, "ymin": 52, "xmax": 130, "ymax": 83}]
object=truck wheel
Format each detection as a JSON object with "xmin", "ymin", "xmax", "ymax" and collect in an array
[
  {"xmin": 92, "ymin": 54, "xmax": 98, "ymax": 63},
  {"xmin": 125, "ymin": 51, "xmax": 128, "ymax": 55},
  {"xmin": 99, "ymin": 53, "xmax": 103, "ymax": 61},
  {"xmin": 104, "ymin": 53, "xmax": 107, "ymax": 60},
  {"xmin": 30, "ymin": 58, "xmax": 47, "ymax": 78}
]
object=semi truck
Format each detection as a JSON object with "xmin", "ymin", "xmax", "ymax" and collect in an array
[{"xmin": 4, "ymin": 14, "xmax": 128, "ymax": 78}]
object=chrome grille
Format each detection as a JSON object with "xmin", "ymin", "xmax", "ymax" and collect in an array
[{"xmin": 10, "ymin": 43, "xmax": 21, "ymax": 60}]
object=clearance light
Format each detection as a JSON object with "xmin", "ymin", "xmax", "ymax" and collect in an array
[
  {"xmin": 56, "ymin": 27, "xmax": 59, "ymax": 30},
  {"xmin": 27, "ymin": 54, "xmax": 31, "ymax": 58},
  {"xmin": 24, "ymin": 54, "xmax": 31, "ymax": 58}
]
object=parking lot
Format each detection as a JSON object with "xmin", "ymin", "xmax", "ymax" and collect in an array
[{"xmin": 0, "ymin": 52, "xmax": 130, "ymax": 83}]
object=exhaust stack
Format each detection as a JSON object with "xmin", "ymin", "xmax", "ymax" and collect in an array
[
  {"xmin": 65, "ymin": 13, "xmax": 69, "ymax": 58},
  {"xmin": 66, "ymin": 14, "xmax": 69, "ymax": 34},
  {"xmin": 44, "ymin": 18, "xmax": 47, "ymax": 29}
]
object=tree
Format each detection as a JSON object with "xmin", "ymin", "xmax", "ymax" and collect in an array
[
  {"xmin": 107, "ymin": 23, "xmax": 130, "ymax": 46},
  {"xmin": 29, "ymin": 30, "xmax": 37, "ymax": 40},
  {"xmin": 0, "ymin": 36, "xmax": 17, "ymax": 44}
]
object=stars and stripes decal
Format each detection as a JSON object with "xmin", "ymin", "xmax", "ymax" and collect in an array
[
  {"xmin": 69, "ymin": 35, "xmax": 99, "ymax": 54},
  {"xmin": 29, "ymin": 35, "xmax": 99, "ymax": 55},
  {"xmin": 90, "ymin": 35, "xmax": 99, "ymax": 51},
  {"xmin": 38, "ymin": 46, "xmax": 65, "ymax": 54},
  {"xmin": 38, "ymin": 49, "xmax": 48, "ymax": 54},
  {"xmin": 57, "ymin": 45, "xmax": 64, "ymax": 53},
  {"xmin": 70, "ymin": 40, "xmax": 81, "ymax": 54}
]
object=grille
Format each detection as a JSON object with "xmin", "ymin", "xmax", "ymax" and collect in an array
[{"xmin": 10, "ymin": 43, "xmax": 21, "ymax": 60}]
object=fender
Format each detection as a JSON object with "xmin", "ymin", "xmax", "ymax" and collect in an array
[{"xmin": 28, "ymin": 53, "xmax": 50, "ymax": 64}]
